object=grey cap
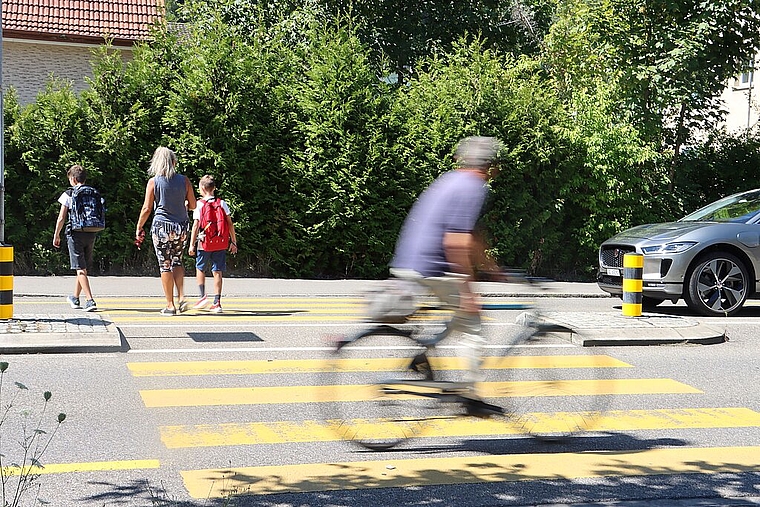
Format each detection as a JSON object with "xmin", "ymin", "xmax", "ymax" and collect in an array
[{"xmin": 455, "ymin": 136, "xmax": 503, "ymax": 169}]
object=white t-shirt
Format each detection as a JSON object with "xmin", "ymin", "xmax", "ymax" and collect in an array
[
  {"xmin": 58, "ymin": 184, "xmax": 83, "ymax": 209},
  {"xmin": 192, "ymin": 196, "xmax": 231, "ymax": 220}
]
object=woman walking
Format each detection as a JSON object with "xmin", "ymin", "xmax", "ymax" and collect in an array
[{"xmin": 136, "ymin": 147, "xmax": 197, "ymax": 315}]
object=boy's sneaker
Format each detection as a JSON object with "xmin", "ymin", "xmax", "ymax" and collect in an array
[
  {"xmin": 83, "ymin": 299, "xmax": 97, "ymax": 312},
  {"xmin": 209, "ymin": 302, "xmax": 223, "ymax": 314},
  {"xmin": 193, "ymin": 296, "xmax": 209, "ymax": 309},
  {"xmin": 67, "ymin": 295, "xmax": 82, "ymax": 309}
]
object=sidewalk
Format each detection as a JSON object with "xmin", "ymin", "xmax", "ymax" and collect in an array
[
  {"xmin": 10, "ymin": 275, "xmax": 609, "ymax": 298},
  {"xmin": 0, "ymin": 276, "xmax": 726, "ymax": 353}
]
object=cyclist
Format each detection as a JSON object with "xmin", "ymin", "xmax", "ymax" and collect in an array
[{"xmin": 390, "ymin": 135, "xmax": 503, "ymax": 414}]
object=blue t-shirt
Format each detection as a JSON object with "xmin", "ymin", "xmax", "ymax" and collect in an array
[{"xmin": 391, "ymin": 170, "xmax": 487, "ymax": 277}]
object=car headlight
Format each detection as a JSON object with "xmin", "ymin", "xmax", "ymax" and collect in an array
[{"xmin": 641, "ymin": 242, "xmax": 698, "ymax": 254}]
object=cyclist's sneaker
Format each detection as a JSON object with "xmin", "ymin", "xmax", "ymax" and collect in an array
[
  {"xmin": 177, "ymin": 300, "xmax": 188, "ymax": 313},
  {"xmin": 463, "ymin": 397, "xmax": 504, "ymax": 418},
  {"xmin": 193, "ymin": 296, "xmax": 209, "ymax": 309},
  {"xmin": 210, "ymin": 302, "xmax": 222, "ymax": 314},
  {"xmin": 408, "ymin": 352, "xmax": 433, "ymax": 380},
  {"xmin": 66, "ymin": 295, "xmax": 81, "ymax": 309},
  {"xmin": 83, "ymin": 299, "xmax": 97, "ymax": 312}
]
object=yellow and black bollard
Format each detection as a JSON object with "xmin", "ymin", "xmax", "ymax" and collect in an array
[
  {"xmin": 622, "ymin": 252, "xmax": 643, "ymax": 317},
  {"xmin": 0, "ymin": 245, "xmax": 12, "ymax": 319}
]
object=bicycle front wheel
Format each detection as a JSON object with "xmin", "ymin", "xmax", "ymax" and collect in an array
[
  {"xmin": 320, "ymin": 325, "xmax": 437, "ymax": 450},
  {"xmin": 487, "ymin": 316, "xmax": 614, "ymax": 441}
]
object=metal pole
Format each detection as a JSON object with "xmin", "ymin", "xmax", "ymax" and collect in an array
[
  {"xmin": 749, "ymin": 57, "xmax": 755, "ymax": 133},
  {"xmin": 0, "ymin": 0, "xmax": 5, "ymax": 244},
  {"xmin": 0, "ymin": 4, "xmax": 12, "ymax": 321}
]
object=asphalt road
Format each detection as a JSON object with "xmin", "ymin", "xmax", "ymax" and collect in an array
[{"xmin": 1, "ymin": 293, "xmax": 760, "ymax": 506}]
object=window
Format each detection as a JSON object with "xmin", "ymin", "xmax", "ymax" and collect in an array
[{"xmin": 735, "ymin": 59, "xmax": 755, "ymax": 90}]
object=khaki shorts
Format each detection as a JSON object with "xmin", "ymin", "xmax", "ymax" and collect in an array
[{"xmin": 389, "ymin": 268, "xmax": 481, "ymax": 334}]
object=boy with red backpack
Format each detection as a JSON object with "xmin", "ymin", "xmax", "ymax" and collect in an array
[{"xmin": 188, "ymin": 175, "xmax": 238, "ymax": 313}]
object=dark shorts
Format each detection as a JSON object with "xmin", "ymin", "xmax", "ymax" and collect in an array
[
  {"xmin": 66, "ymin": 231, "xmax": 96, "ymax": 271},
  {"xmin": 195, "ymin": 249, "xmax": 227, "ymax": 273},
  {"xmin": 151, "ymin": 220, "xmax": 189, "ymax": 273}
]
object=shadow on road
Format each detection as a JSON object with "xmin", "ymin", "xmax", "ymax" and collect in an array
[
  {"xmin": 78, "ymin": 431, "xmax": 760, "ymax": 506},
  {"xmin": 187, "ymin": 331, "xmax": 263, "ymax": 343},
  {"xmin": 612, "ymin": 304, "xmax": 760, "ymax": 318}
]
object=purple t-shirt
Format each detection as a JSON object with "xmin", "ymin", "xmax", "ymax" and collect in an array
[{"xmin": 391, "ymin": 170, "xmax": 487, "ymax": 276}]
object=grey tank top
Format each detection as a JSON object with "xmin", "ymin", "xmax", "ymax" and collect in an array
[{"xmin": 153, "ymin": 175, "xmax": 189, "ymax": 223}]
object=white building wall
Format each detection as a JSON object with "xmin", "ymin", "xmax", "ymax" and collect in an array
[
  {"xmin": 720, "ymin": 59, "xmax": 757, "ymax": 133},
  {"xmin": 2, "ymin": 39, "xmax": 133, "ymax": 106}
]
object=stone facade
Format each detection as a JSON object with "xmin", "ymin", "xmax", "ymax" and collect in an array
[{"xmin": 2, "ymin": 39, "xmax": 133, "ymax": 105}]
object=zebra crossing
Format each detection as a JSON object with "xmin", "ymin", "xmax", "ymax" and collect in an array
[{"xmin": 126, "ymin": 353, "xmax": 760, "ymax": 500}]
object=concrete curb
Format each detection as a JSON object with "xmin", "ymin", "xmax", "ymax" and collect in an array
[
  {"xmin": 527, "ymin": 311, "xmax": 727, "ymax": 347},
  {"xmin": 0, "ymin": 314, "xmax": 123, "ymax": 353},
  {"xmin": 569, "ymin": 326, "xmax": 727, "ymax": 347}
]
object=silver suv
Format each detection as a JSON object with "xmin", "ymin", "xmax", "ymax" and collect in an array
[{"xmin": 598, "ymin": 189, "xmax": 760, "ymax": 316}]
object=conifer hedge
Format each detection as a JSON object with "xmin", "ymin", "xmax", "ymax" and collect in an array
[{"xmin": 3, "ymin": 8, "xmax": 752, "ymax": 280}]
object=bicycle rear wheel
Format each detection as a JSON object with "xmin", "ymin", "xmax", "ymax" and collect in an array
[
  {"xmin": 321, "ymin": 325, "xmax": 437, "ymax": 450},
  {"xmin": 486, "ymin": 315, "xmax": 614, "ymax": 441}
]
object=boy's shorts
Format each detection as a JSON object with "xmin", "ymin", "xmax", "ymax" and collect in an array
[
  {"xmin": 196, "ymin": 249, "xmax": 227, "ymax": 273},
  {"xmin": 66, "ymin": 231, "xmax": 96, "ymax": 271}
]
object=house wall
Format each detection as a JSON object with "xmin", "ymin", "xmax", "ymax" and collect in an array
[
  {"xmin": 720, "ymin": 75, "xmax": 758, "ymax": 133},
  {"xmin": 2, "ymin": 39, "xmax": 133, "ymax": 106}
]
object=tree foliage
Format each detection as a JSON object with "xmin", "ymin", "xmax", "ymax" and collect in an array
[
  {"xmin": 2, "ymin": 0, "xmax": 759, "ymax": 280},
  {"xmin": 545, "ymin": 0, "xmax": 760, "ymax": 167}
]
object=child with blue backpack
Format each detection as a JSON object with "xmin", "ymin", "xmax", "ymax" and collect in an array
[{"xmin": 52, "ymin": 164, "xmax": 105, "ymax": 312}]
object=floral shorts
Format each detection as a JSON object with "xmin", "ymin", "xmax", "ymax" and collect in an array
[{"xmin": 151, "ymin": 220, "xmax": 189, "ymax": 273}]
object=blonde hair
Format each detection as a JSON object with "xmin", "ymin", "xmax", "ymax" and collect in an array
[{"xmin": 148, "ymin": 147, "xmax": 177, "ymax": 179}]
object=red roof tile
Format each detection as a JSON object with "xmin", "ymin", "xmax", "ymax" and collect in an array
[{"xmin": 2, "ymin": 0, "xmax": 165, "ymax": 45}]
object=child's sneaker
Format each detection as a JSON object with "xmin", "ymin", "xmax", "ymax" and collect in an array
[
  {"xmin": 67, "ymin": 295, "xmax": 81, "ymax": 309},
  {"xmin": 83, "ymin": 299, "xmax": 97, "ymax": 312},
  {"xmin": 193, "ymin": 296, "xmax": 209, "ymax": 309},
  {"xmin": 209, "ymin": 302, "xmax": 223, "ymax": 314}
]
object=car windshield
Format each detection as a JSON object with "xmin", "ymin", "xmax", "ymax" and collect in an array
[{"xmin": 680, "ymin": 190, "xmax": 760, "ymax": 223}]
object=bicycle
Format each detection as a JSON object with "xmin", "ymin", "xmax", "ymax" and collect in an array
[{"xmin": 321, "ymin": 273, "xmax": 614, "ymax": 450}]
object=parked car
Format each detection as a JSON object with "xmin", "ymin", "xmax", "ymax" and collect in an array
[{"xmin": 598, "ymin": 188, "xmax": 760, "ymax": 316}]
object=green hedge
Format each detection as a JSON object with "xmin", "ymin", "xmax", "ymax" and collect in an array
[{"xmin": 3, "ymin": 12, "xmax": 753, "ymax": 280}]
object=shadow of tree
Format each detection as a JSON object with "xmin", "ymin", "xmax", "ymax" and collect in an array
[
  {"xmin": 78, "ymin": 432, "xmax": 760, "ymax": 506},
  {"xmin": 613, "ymin": 303, "xmax": 760, "ymax": 319}
]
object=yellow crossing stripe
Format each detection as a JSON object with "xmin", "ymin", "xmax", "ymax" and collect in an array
[
  {"xmin": 139, "ymin": 379, "xmax": 701, "ymax": 407},
  {"xmin": 180, "ymin": 445, "xmax": 760, "ymax": 497},
  {"xmin": 110, "ymin": 314, "xmax": 367, "ymax": 323},
  {"xmin": 110, "ymin": 312, "xmax": 451, "ymax": 322},
  {"xmin": 16, "ymin": 297, "xmax": 364, "ymax": 305},
  {"xmin": 1, "ymin": 459, "xmax": 160, "ymax": 476},
  {"xmin": 18, "ymin": 296, "xmax": 460, "ymax": 322},
  {"xmin": 160, "ymin": 407, "xmax": 760, "ymax": 448},
  {"xmin": 127, "ymin": 355, "xmax": 632, "ymax": 376}
]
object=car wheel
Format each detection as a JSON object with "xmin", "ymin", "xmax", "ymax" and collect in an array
[
  {"xmin": 685, "ymin": 252, "xmax": 749, "ymax": 317},
  {"xmin": 642, "ymin": 296, "xmax": 664, "ymax": 309}
]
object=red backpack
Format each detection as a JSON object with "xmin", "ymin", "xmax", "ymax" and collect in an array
[{"xmin": 198, "ymin": 198, "xmax": 230, "ymax": 252}]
